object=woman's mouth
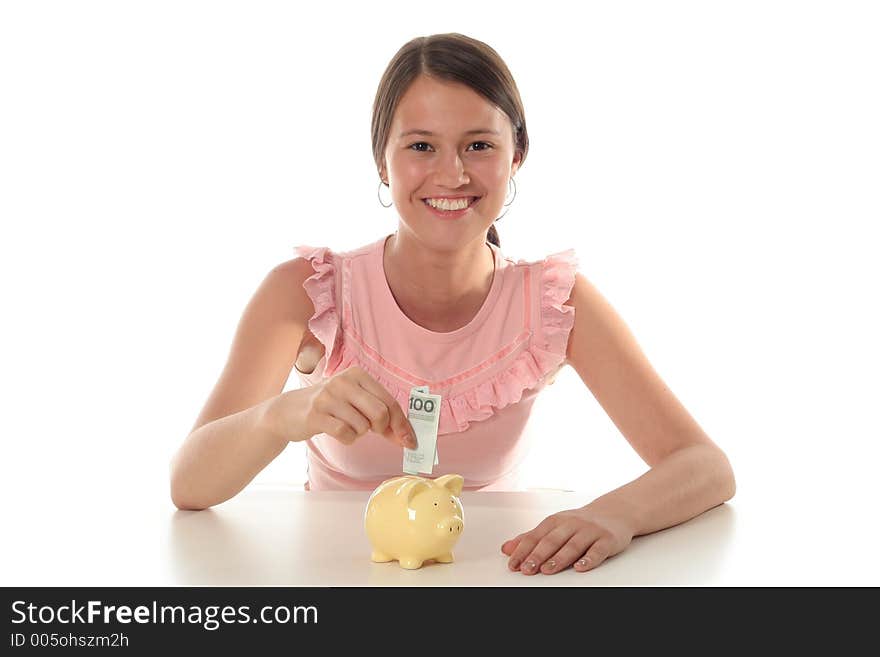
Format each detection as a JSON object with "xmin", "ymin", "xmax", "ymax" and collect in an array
[{"xmin": 421, "ymin": 196, "xmax": 481, "ymax": 219}]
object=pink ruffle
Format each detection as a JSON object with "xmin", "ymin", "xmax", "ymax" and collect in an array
[
  {"xmin": 534, "ymin": 247, "xmax": 579, "ymax": 374},
  {"xmin": 295, "ymin": 245, "xmax": 578, "ymax": 435},
  {"xmin": 294, "ymin": 245, "xmax": 342, "ymax": 374}
]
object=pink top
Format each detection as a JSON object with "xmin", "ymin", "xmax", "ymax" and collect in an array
[{"xmin": 293, "ymin": 234, "xmax": 578, "ymax": 492}]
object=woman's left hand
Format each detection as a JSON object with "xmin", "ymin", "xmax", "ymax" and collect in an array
[{"xmin": 501, "ymin": 505, "xmax": 636, "ymax": 575}]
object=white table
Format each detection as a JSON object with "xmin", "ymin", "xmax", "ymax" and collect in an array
[
  {"xmin": 160, "ymin": 488, "xmax": 738, "ymax": 587},
  {"xmin": 4, "ymin": 478, "xmax": 880, "ymax": 586},
  {"xmin": 2, "ymin": 484, "xmax": 741, "ymax": 587}
]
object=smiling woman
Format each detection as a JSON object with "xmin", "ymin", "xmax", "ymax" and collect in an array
[
  {"xmin": 377, "ymin": 74, "xmax": 519, "ymax": 247},
  {"xmin": 372, "ymin": 35, "xmax": 528, "ymax": 250},
  {"xmin": 169, "ymin": 32, "xmax": 735, "ymax": 578}
]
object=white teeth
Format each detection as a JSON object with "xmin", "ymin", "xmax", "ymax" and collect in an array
[{"xmin": 425, "ymin": 197, "xmax": 474, "ymax": 211}]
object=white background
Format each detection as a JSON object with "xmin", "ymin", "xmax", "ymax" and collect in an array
[{"xmin": 1, "ymin": 1, "xmax": 878, "ymax": 583}]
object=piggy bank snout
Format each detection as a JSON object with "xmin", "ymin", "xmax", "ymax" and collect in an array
[{"xmin": 436, "ymin": 516, "xmax": 464, "ymax": 536}]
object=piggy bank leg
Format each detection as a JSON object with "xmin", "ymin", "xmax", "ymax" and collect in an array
[
  {"xmin": 398, "ymin": 556, "xmax": 424, "ymax": 569},
  {"xmin": 435, "ymin": 552, "xmax": 454, "ymax": 564},
  {"xmin": 371, "ymin": 550, "xmax": 394, "ymax": 563}
]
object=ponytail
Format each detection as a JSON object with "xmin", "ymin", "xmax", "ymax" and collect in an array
[{"xmin": 487, "ymin": 224, "xmax": 500, "ymax": 247}]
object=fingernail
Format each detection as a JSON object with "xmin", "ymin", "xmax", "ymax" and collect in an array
[
  {"xmin": 576, "ymin": 557, "xmax": 590, "ymax": 569},
  {"xmin": 509, "ymin": 559, "xmax": 520, "ymax": 570},
  {"xmin": 523, "ymin": 560, "xmax": 537, "ymax": 572},
  {"xmin": 543, "ymin": 559, "xmax": 557, "ymax": 572}
]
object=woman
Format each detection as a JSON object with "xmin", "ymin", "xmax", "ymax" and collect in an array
[{"xmin": 170, "ymin": 33, "xmax": 735, "ymax": 576}]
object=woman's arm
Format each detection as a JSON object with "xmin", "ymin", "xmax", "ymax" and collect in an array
[
  {"xmin": 169, "ymin": 258, "xmax": 317, "ymax": 510},
  {"xmin": 583, "ymin": 442, "xmax": 735, "ymax": 537},
  {"xmin": 502, "ymin": 272, "xmax": 735, "ymax": 574},
  {"xmin": 170, "ymin": 395, "xmax": 295, "ymax": 511},
  {"xmin": 566, "ymin": 270, "xmax": 735, "ymax": 528}
]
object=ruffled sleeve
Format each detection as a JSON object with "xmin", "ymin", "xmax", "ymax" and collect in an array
[
  {"xmin": 532, "ymin": 248, "xmax": 578, "ymax": 377},
  {"xmin": 294, "ymin": 245, "xmax": 343, "ymax": 376},
  {"xmin": 440, "ymin": 248, "xmax": 579, "ymax": 434}
]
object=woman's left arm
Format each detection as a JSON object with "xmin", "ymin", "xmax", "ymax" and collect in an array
[{"xmin": 502, "ymin": 273, "xmax": 736, "ymax": 575}]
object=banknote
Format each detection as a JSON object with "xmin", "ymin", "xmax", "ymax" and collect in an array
[
  {"xmin": 403, "ymin": 386, "xmax": 441, "ymax": 475},
  {"xmin": 410, "ymin": 386, "xmax": 439, "ymax": 466},
  {"xmin": 410, "ymin": 386, "xmax": 439, "ymax": 465}
]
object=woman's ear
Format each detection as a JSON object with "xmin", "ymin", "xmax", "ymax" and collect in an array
[{"xmin": 511, "ymin": 152, "xmax": 522, "ymax": 177}]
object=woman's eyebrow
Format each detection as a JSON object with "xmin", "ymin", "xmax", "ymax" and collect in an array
[{"xmin": 399, "ymin": 128, "xmax": 500, "ymax": 138}]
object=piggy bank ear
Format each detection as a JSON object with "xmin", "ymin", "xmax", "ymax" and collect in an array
[
  {"xmin": 434, "ymin": 474, "xmax": 464, "ymax": 496},
  {"xmin": 404, "ymin": 479, "xmax": 433, "ymax": 506}
]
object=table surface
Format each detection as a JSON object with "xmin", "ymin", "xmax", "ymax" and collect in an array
[
  {"xmin": 0, "ymin": 485, "xmax": 724, "ymax": 586},
  {"xmin": 164, "ymin": 489, "xmax": 739, "ymax": 587},
  {"xmin": 4, "ymin": 482, "xmax": 877, "ymax": 587}
]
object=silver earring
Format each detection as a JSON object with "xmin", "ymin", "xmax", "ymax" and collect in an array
[
  {"xmin": 495, "ymin": 177, "xmax": 517, "ymax": 221},
  {"xmin": 377, "ymin": 180, "xmax": 393, "ymax": 208}
]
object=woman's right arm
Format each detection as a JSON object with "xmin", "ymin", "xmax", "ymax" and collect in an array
[
  {"xmin": 169, "ymin": 257, "xmax": 317, "ymax": 511},
  {"xmin": 169, "ymin": 257, "xmax": 417, "ymax": 511}
]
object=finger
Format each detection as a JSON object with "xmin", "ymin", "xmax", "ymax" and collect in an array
[
  {"xmin": 507, "ymin": 517, "xmax": 558, "ymax": 571},
  {"xmin": 518, "ymin": 525, "xmax": 578, "ymax": 576},
  {"xmin": 329, "ymin": 399, "xmax": 372, "ymax": 437},
  {"xmin": 501, "ymin": 530, "xmax": 533, "ymax": 554},
  {"xmin": 312, "ymin": 385, "xmax": 369, "ymax": 440},
  {"xmin": 345, "ymin": 384, "xmax": 405, "ymax": 445},
  {"xmin": 319, "ymin": 397, "xmax": 371, "ymax": 442},
  {"xmin": 573, "ymin": 537, "xmax": 614, "ymax": 572},
  {"xmin": 354, "ymin": 371, "xmax": 417, "ymax": 446},
  {"xmin": 319, "ymin": 415, "xmax": 359, "ymax": 444},
  {"xmin": 501, "ymin": 532, "xmax": 527, "ymax": 555},
  {"xmin": 540, "ymin": 529, "xmax": 596, "ymax": 575}
]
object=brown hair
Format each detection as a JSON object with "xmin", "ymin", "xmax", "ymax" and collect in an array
[{"xmin": 371, "ymin": 33, "xmax": 529, "ymax": 248}]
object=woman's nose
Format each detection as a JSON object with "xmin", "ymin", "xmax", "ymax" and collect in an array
[{"xmin": 433, "ymin": 151, "xmax": 469, "ymax": 186}]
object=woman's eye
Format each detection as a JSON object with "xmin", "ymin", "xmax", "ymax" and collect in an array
[{"xmin": 408, "ymin": 142, "xmax": 492, "ymax": 152}]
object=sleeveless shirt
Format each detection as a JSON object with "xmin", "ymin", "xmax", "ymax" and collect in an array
[{"xmin": 293, "ymin": 233, "xmax": 578, "ymax": 491}]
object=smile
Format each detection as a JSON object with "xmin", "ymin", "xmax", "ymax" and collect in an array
[{"xmin": 422, "ymin": 196, "xmax": 480, "ymax": 211}]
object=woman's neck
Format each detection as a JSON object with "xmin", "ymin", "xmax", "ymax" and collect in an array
[{"xmin": 382, "ymin": 232, "xmax": 495, "ymax": 332}]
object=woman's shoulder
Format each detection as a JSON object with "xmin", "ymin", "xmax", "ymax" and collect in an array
[{"xmin": 256, "ymin": 256, "xmax": 318, "ymax": 328}]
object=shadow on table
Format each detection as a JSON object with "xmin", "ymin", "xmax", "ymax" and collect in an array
[
  {"xmin": 166, "ymin": 509, "xmax": 265, "ymax": 585},
  {"xmin": 166, "ymin": 501, "xmax": 320, "ymax": 585},
  {"xmin": 165, "ymin": 490, "xmax": 371, "ymax": 585}
]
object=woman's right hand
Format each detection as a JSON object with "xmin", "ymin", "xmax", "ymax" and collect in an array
[{"xmin": 267, "ymin": 366, "xmax": 418, "ymax": 448}]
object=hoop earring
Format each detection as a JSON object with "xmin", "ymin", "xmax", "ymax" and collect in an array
[
  {"xmin": 377, "ymin": 180, "xmax": 393, "ymax": 208},
  {"xmin": 495, "ymin": 177, "xmax": 517, "ymax": 221}
]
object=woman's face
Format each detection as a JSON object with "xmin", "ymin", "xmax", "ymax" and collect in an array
[{"xmin": 382, "ymin": 74, "xmax": 521, "ymax": 250}]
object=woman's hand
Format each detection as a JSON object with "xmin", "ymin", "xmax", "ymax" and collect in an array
[
  {"xmin": 500, "ymin": 504, "xmax": 636, "ymax": 575},
  {"xmin": 267, "ymin": 366, "xmax": 418, "ymax": 448}
]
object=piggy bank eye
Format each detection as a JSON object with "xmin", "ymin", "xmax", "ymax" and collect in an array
[{"xmin": 433, "ymin": 502, "xmax": 438, "ymax": 507}]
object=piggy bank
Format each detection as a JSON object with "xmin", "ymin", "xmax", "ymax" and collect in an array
[{"xmin": 364, "ymin": 474, "xmax": 465, "ymax": 569}]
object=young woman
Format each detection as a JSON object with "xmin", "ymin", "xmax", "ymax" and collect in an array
[{"xmin": 170, "ymin": 33, "xmax": 735, "ymax": 576}]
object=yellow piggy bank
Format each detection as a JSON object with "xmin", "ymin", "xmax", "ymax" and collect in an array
[{"xmin": 364, "ymin": 474, "xmax": 465, "ymax": 569}]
